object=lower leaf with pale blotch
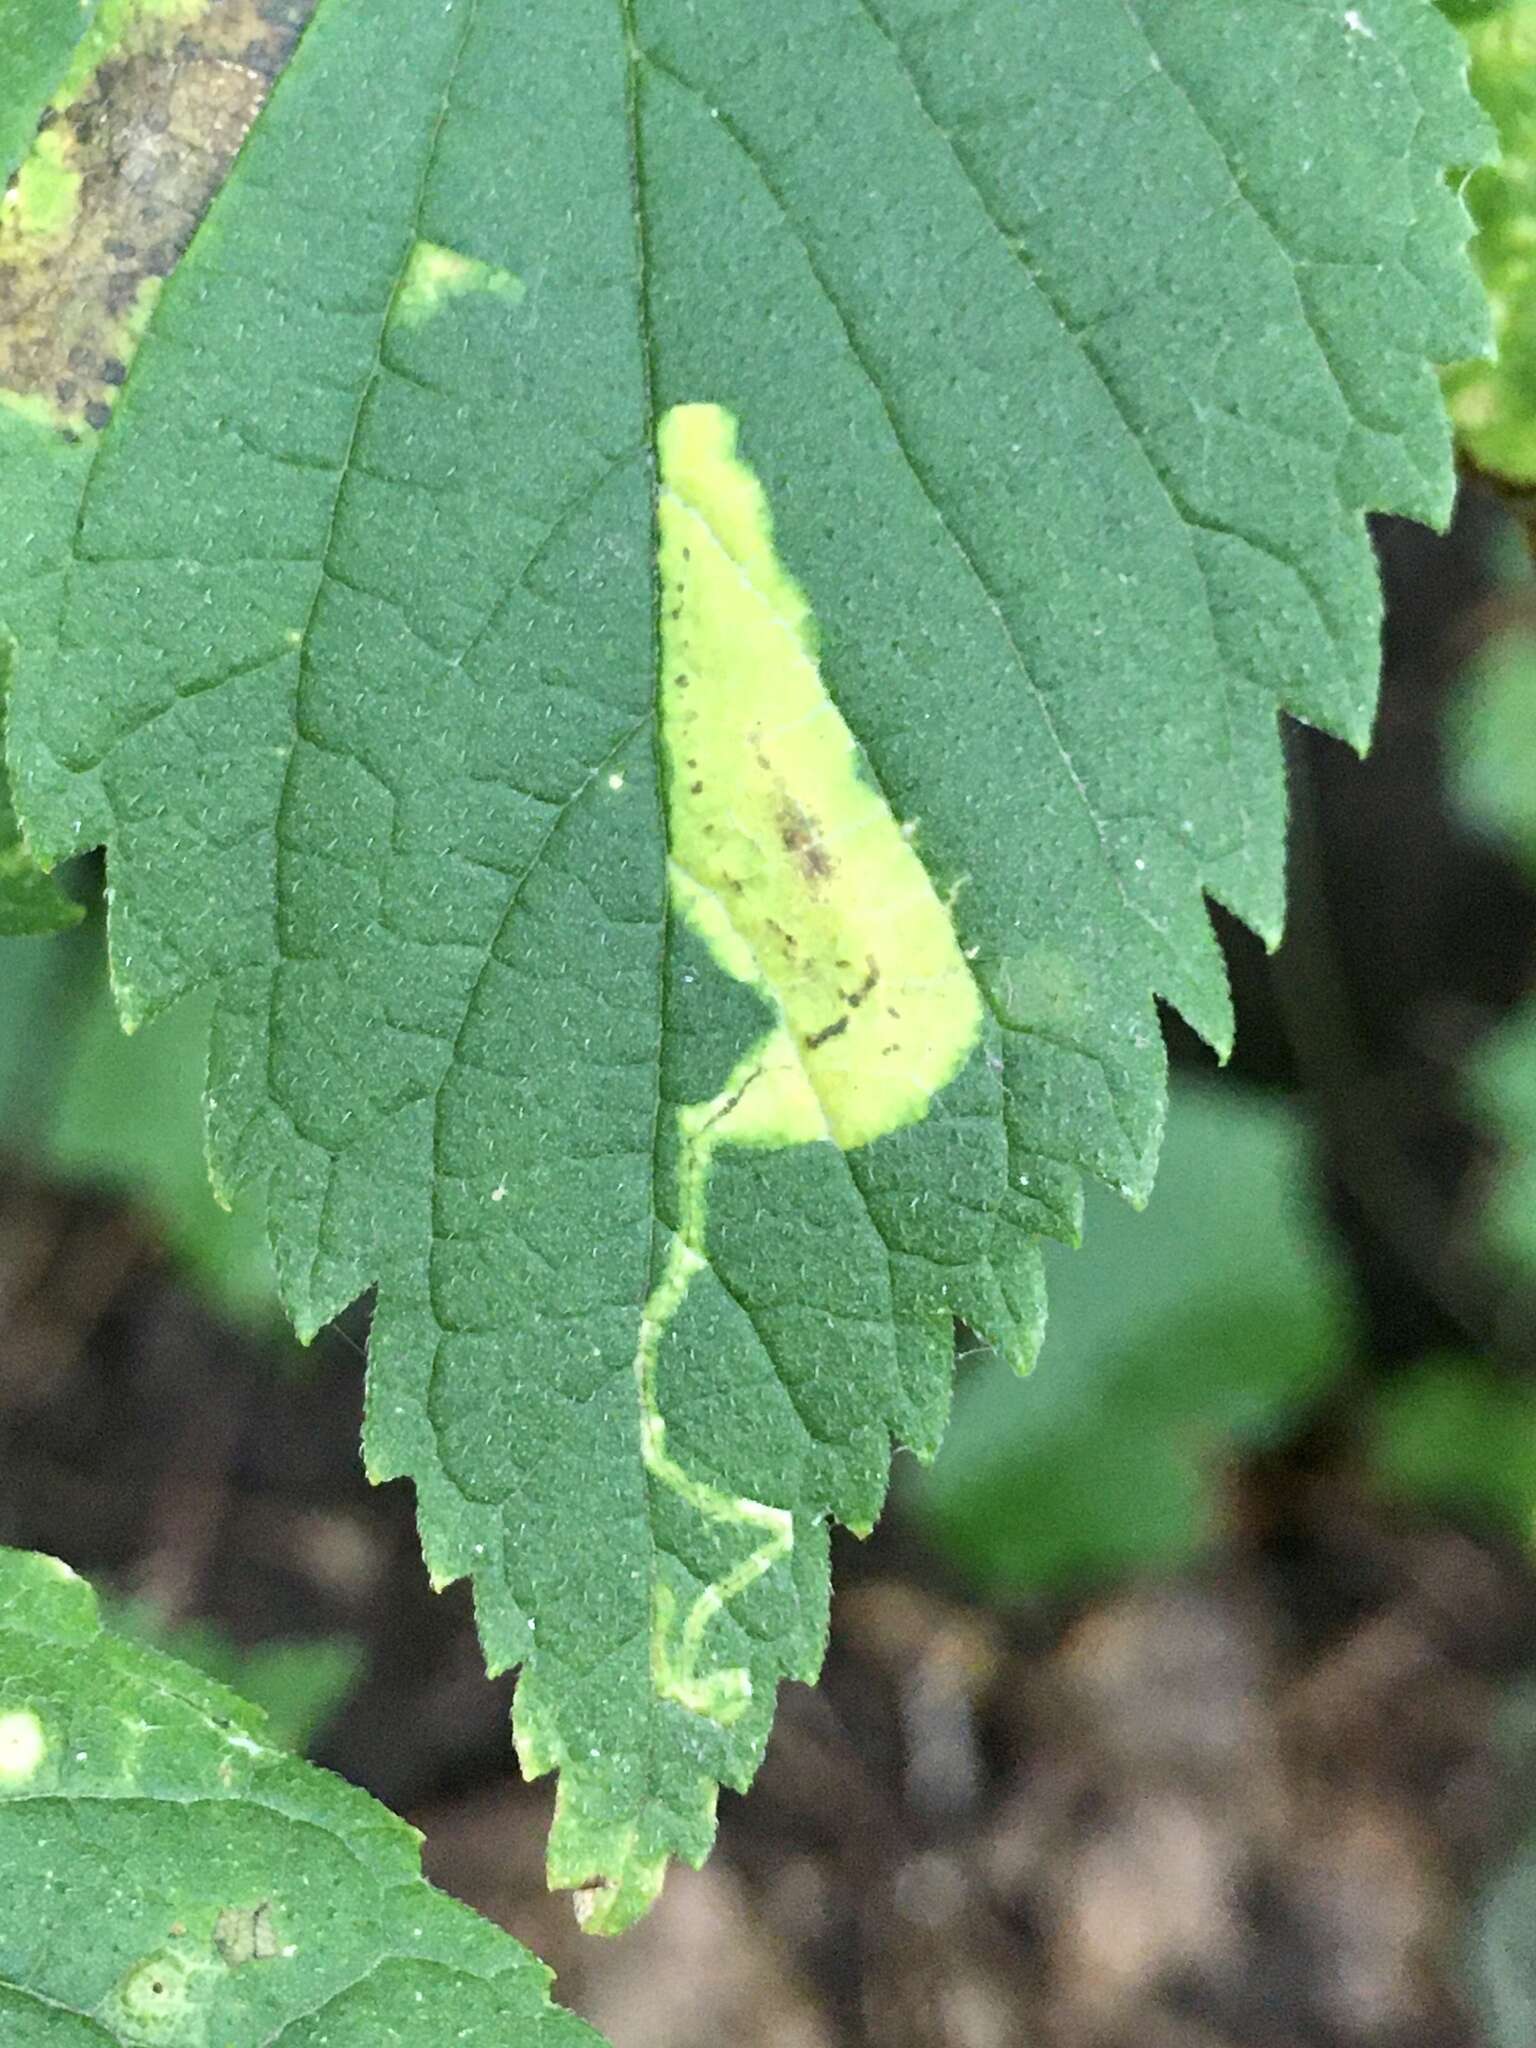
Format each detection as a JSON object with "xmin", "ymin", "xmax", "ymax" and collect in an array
[
  {"xmin": 0, "ymin": 1546, "xmax": 600, "ymax": 2044},
  {"xmin": 3, "ymin": 0, "xmax": 1489, "ymax": 1925}
]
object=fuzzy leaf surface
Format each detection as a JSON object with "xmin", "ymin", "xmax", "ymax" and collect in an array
[
  {"xmin": 4, "ymin": 0, "xmax": 1488, "ymax": 1925},
  {"xmin": 0, "ymin": 1546, "xmax": 600, "ymax": 2046}
]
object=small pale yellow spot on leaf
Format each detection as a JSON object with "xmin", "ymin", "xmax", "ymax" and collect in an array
[
  {"xmin": 393, "ymin": 239, "xmax": 524, "ymax": 329},
  {"xmin": 11, "ymin": 128, "xmax": 81, "ymax": 244},
  {"xmin": 0, "ymin": 1709, "xmax": 46, "ymax": 1783}
]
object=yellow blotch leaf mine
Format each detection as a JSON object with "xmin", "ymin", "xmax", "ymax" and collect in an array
[{"xmin": 659, "ymin": 401, "xmax": 981, "ymax": 1154}]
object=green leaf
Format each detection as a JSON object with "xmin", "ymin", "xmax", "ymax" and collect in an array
[
  {"xmin": 0, "ymin": 724, "xmax": 81, "ymax": 933},
  {"xmin": 0, "ymin": 0, "xmax": 99, "ymax": 935},
  {"xmin": 0, "ymin": 0, "xmax": 302, "ymax": 932},
  {"xmin": 46, "ymin": 972, "xmax": 279, "ymax": 1321},
  {"xmin": 0, "ymin": 0, "xmax": 99, "ymax": 182},
  {"xmin": 2, "ymin": 0, "xmax": 1489, "ymax": 1927},
  {"xmin": 100, "ymin": 1598, "xmax": 361, "ymax": 1754},
  {"xmin": 0, "ymin": 1545, "xmax": 601, "ymax": 2046},
  {"xmin": 43, "ymin": 941, "xmax": 280, "ymax": 1321},
  {"xmin": 913, "ymin": 1082, "xmax": 1352, "ymax": 1596},
  {"xmin": 1476, "ymin": 1005, "xmax": 1536, "ymax": 1272},
  {"xmin": 1441, "ymin": 1, "xmax": 1536, "ymax": 483},
  {"xmin": 1366, "ymin": 1353, "xmax": 1536, "ymax": 1544},
  {"xmin": 0, "ymin": 913, "xmax": 279, "ymax": 1319},
  {"xmin": 1454, "ymin": 628, "xmax": 1536, "ymax": 1272},
  {"xmin": 1456, "ymin": 625, "xmax": 1536, "ymax": 859}
]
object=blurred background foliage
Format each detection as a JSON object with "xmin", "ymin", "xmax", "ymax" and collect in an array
[
  {"xmin": 0, "ymin": 899, "xmax": 277, "ymax": 1323},
  {"xmin": 1439, "ymin": 0, "xmax": 1536, "ymax": 486},
  {"xmin": 913, "ymin": 1082, "xmax": 1353, "ymax": 1597},
  {"xmin": 101, "ymin": 1591, "xmax": 361, "ymax": 1754}
]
